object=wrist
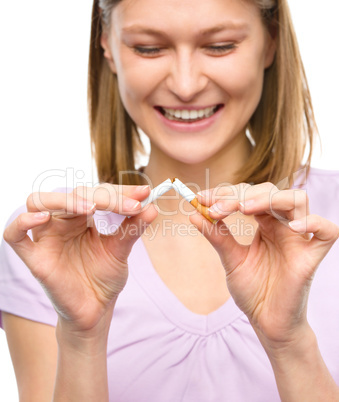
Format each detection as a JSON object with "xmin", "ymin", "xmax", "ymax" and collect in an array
[
  {"xmin": 254, "ymin": 324, "xmax": 339, "ymax": 401},
  {"xmin": 254, "ymin": 322, "xmax": 317, "ymax": 360},
  {"xmin": 53, "ymin": 315, "xmax": 112, "ymax": 402},
  {"xmin": 56, "ymin": 306, "xmax": 115, "ymax": 357},
  {"xmin": 256, "ymin": 323, "xmax": 318, "ymax": 372}
]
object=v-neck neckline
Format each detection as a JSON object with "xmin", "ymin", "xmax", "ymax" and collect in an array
[{"xmin": 129, "ymin": 237, "xmax": 245, "ymax": 336}]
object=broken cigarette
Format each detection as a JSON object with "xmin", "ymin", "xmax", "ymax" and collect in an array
[
  {"xmin": 171, "ymin": 178, "xmax": 218, "ymax": 224},
  {"xmin": 138, "ymin": 177, "xmax": 218, "ymax": 224},
  {"xmin": 140, "ymin": 178, "xmax": 174, "ymax": 208}
]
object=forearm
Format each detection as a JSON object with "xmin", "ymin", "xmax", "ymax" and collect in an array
[
  {"xmin": 53, "ymin": 312, "xmax": 113, "ymax": 402},
  {"xmin": 259, "ymin": 326, "xmax": 339, "ymax": 402}
]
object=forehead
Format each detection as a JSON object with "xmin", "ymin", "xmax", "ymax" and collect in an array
[{"xmin": 111, "ymin": 0, "xmax": 262, "ymax": 35}]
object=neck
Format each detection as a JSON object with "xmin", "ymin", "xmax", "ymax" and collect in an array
[{"xmin": 143, "ymin": 132, "xmax": 252, "ymax": 190}]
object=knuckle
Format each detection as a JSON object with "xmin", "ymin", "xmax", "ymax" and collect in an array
[
  {"xmin": 65, "ymin": 192, "xmax": 79, "ymax": 210},
  {"xmin": 236, "ymin": 182, "xmax": 252, "ymax": 202},
  {"xmin": 295, "ymin": 189, "xmax": 308, "ymax": 201},
  {"xmin": 72, "ymin": 186, "xmax": 80, "ymax": 196},
  {"xmin": 94, "ymin": 183, "xmax": 117, "ymax": 198},
  {"xmin": 212, "ymin": 186, "xmax": 225, "ymax": 200},
  {"xmin": 239, "ymin": 182, "xmax": 252, "ymax": 191},
  {"xmin": 335, "ymin": 225, "xmax": 339, "ymax": 240},
  {"xmin": 73, "ymin": 186, "xmax": 87, "ymax": 198},
  {"xmin": 307, "ymin": 214, "xmax": 321, "ymax": 232},
  {"xmin": 3, "ymin": 227, "xmax": 11, "ymax": 243},
  {"xmin": 70, "ymin": 189, "xmax": 80, "ymax": 201},
  {"xmin": 100, "ymin": 183, "xmax": 113, "ymax": 191},
  {"xmin": 229, "ymin": 183, "xmax": 252, "ymax": 201},
  {"xmin": 26, "ymin": 192, "xmax": 36, "ymax": 208},
  {"xmin": 213, "ymin": 186, "xmax": 233, "ymax": 202},
  {"xmin": 262, "ymin": 182, "xmax": 277, "ymax": 193},
  {"xmin": 15, "ymin": 214, "xmax": 25, "ymax": 229},
  {"xmin": 26, "ymin": 192, "xmax": 44, "ymax": 210},
  {"xmin": 312, "ymin": 214, "xmax": 322, "ymax": 226}
]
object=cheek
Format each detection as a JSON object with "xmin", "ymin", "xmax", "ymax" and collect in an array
[
  {"xmin": 115, "ymin": 53, "xmax": 164, "ymax": 107},
  {"xmin": 116, "ymin": 68, "xmax": 145, "ymax": 106},
  {"xmin": 218, "ymin": 52, "xmax": 265, "ymax": 103}
]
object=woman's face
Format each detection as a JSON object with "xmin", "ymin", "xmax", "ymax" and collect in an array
[{"xmin": 102, "ymin": 0, "xmax": 276, "ymax": 165}]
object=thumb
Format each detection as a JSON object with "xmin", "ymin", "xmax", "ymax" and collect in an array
[
  {"xmin": 101, "ymin": 204, "xmax": 158, "ymax": 263},
  {"xmin": 189, "ymin": 213, "xmax": 249, "ymax": 274}
]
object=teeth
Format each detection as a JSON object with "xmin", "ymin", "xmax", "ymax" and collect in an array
[
  {"xmin": 174, "ymin": 110, "xmax": 181, "ymax": 119},
  {"xmin": 190, "ymin": 110, "xmax": 198, "ymax": 119},
  {"xmin": 162, "ymin": 106, "xmax": 218, "ymax": 122},
  {"xmin": 181, "ymin": 110, "xmax": 190, "ymax": 119}
]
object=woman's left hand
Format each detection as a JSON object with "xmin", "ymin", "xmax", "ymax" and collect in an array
[{"xmin": 190, "ymin": 182, "xmax": 339, "ymax": 350}]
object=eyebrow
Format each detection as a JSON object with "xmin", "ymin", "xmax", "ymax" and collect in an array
[
  {"xmin": 122, "ymin": 23, "xmax": 249, "ymax": 37},
  {"xmin": 200, "ymin": 23, "xmax": 249, "ymax": 36}
]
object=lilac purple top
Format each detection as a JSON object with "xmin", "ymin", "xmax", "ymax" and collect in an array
[{"xmin": 1, "ymin": 168, "xmax": 339, "ymax": 401}]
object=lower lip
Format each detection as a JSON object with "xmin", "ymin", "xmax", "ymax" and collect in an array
[{"xmin": 155, "ymin": 106, "xmax": 224, "ymax": 133}]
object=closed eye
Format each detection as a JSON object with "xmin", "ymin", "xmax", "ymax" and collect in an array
[
  {"xmin": 132, "ymin": 43, "xmax": 237, "ymax": 57},
  {"xmin": 205, "ymin": 43, "xmax": 237, "ymax": 55},
  {"xmin": 133, "ymin": 46, "xmax": 162, "ymax": 56}
]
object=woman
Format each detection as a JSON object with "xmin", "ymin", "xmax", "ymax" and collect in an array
[{"xmin": 1, "ymin": 0, "xmax": 339, "ymax": 400}]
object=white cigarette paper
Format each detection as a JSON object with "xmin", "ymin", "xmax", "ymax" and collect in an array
[
  {"xmin": 140, "ymin": 178, "xmax": 174, "ymax": 208},
  {"xmin": 171, "ymin": 178, "xmax": 196, "ymax": 202}
]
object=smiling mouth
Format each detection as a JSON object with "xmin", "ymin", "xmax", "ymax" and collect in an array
[{"xmin": 156, "ymin": 105, "xmax": 223, "ymax": 123}]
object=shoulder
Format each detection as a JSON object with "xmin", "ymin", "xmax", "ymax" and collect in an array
[
  {"xmin": 3, "ymin": 187, "xmax": 72, "ymax": 226},
  {"xmin": 306, "ymin": 167, "xmax": 339, "ymax": 183},
  {"xmin": 301, "ymin": 167, "xmax": 339, "ymax": 224}
]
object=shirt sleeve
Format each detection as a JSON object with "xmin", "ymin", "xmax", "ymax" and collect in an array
[{"xmin": 0, "ymin": 205, "xmax": 58, "ymax": 328}]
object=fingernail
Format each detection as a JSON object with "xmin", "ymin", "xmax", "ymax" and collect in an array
[
  {"xmin": 208, "ymin": 202, "xmax": 223, "ymax": 214},
  {"xmin": 89, "ymin": 203, "xmax": 96, "ymax": 212},
  {"xmin": 78, "ymin": 200, "xmax": 95, "ymax": 211},
  {"xmin": 35, "ymin": 211, "xmax": 50, "ymax": 219},
  {"xmin": 136, "ymin": 185, "xmax": 150, "ymax": 193},
  {"xmin": 289, "ymin": 220, "xmax": 305, "ymax": 231},
  {"xmin": 154, "ymin": 204, "xmax": 160, "ymax": 213},
  {"xmin": 239, "ymin": 199, "xmax": 255, "ymax": 209},
  {"xmin": 123, "ymin": 199, "xmax": 140, "ymax": 211},
  {"xmin": 197, "ymin": 191, "xmax": 207, "ymax": 198}
]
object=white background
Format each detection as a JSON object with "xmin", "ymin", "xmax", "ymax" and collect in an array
[{"xmin": 0, "ymin": 1, "xmax": 338, "ymax": 400}]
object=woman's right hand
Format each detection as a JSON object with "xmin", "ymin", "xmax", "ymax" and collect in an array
[{"xmin": 3, "ymin": 184, "xmax": 157, "ymax": 335}]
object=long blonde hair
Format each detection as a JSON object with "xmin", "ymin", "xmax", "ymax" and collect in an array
[{"xmin": 88, "ymin": 0, "xmax": 316, "ymax": 185}]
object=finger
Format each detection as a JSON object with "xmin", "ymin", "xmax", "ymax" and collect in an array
[
  {"xmin": 75, "ymin": 184, "xmax": 151, "ymax": 215},
  {"xmin": 78, "ymin": 183, "xmax": 151, "ymax": 201},
  {"xmin": 3, "ymin": 212, "xmax": 50, "ymax": 259},
  {"xmin": 48, "ymin": 204, "xmax": 97, "ymax": 220},
  {"xmin": 289, "ymin": 214, "xmax": 339, "ymax": 266},
  {"xmin": 26, "ymin": 185, "xmax": 150, "ymax": 217},
  {"xmin": 206, "ymin": 182, "xmax": 278, "ymax": 219},
  {"xmin": 189, "ymin": 212, "xmax": 249, "ymax": 274},
  {"xmin": 26, "ymin": 192, "xmax": 96, "ymax": 215},
  {"xmin": 197, "ymin": 183, "xmax": 252, "ymax": 207},
  {"xmin": 207, "ymin": 199, "xmax": 240, "ymax": 219},
  {"xmin": 289, "ymin": 214, "xmax": 339, "ymax": 242},
  {"xmin": 101, "ymin": 204, "xmax": 158, "ymax": 263},
  {"xmin": 239, "ymin": 189, "xmax": 309, "ymax": 222}
]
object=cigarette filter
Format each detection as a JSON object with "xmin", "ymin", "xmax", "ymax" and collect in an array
[{"xmin": 172, "ymin": 178, "xmax": 218, "ymax": 224}]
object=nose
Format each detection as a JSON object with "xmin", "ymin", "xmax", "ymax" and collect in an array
[{"xmin": 166, "ymin": 48, "xmax": 208, "ymax": 102}]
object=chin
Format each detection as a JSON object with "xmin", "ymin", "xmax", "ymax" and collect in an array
[{"xmin": 165, "ymin": 148, "xmax": 217, "ymax": 166}]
